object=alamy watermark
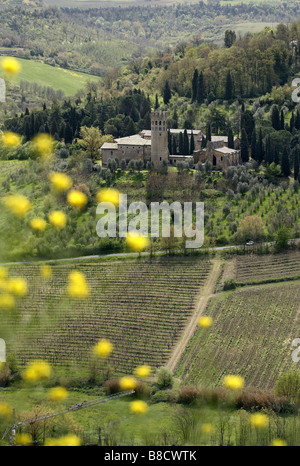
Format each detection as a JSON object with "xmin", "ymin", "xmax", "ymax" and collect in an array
[
  {"xmin": 291, "ymin": 338, "xmax": 300, "ymax": 363},
  {"xmin": 96, "ymin": 194, "xmax": 204, "ymax": 249}
]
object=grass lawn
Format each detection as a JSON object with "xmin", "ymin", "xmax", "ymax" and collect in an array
[{"xmin": 0, "ymin": 56, "xmax": 101, "ymax": 96}]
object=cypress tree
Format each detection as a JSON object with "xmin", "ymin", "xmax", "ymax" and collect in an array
[
  {"xmin": 179, "ymin": 131, "xmax": 184, "ymax": 154},
  {"xmin": 196, "ymin": 71, "xmax": 205, "ymax": 104},
  {"xmin": 281, "ymin": 147, "xmax": 291, "ymax": 177},
  {"xmin": 206, "ymin": 123, "xmax": 211, "ymax": 142},
  {"xmin": 294, "ymin": 148, "xmax": 300, "ymax": 180},
  {"xmin": 251, "ymin": 129, "xmax": 256, "ymax": 160},
  {"xmin": 225, "ymin": 70, "xmax": 233, "ymax": 101},
  {"xmin": 163, "ymin": 81, "xmax": 171, "ymax": 105},
  {"xmin": 154, "ymin": 93, "xmax": 159, "ymax": 110},
  {"xmin": 168, "ymin": 130, "xmax": 172, "ymax": 154},
  {"xmin": 290, "ymin": 112, "xmax": 295, "ymax": 132},
  {"xmin": 241, "ymin": 128, "xmax": 249, "ymax": 163},
  {"xmin": 295, "ymin": 110, "xmax": 300, "ymax": 131},
  {"xmin": 64, "ymin": 123, "xmax": 73, "ymax": 144},
  {"xmin": 256, "ymin": 128, "xmax": 264, "ymax": 164},
  {"xmin": 190, "ymin": 131, "xmax": 195, "ymax": 154},
  {"xmin": 183, "ymin": 129, "xmax": 189, "ymax": 155},
  {"xmin": 271, "ymin": 105, "xmax": 281, "ymax": 131},
  {"xmin": 280, "ymin": 110, "xmax": 285, "ymax": 130},
  {"xmin": 172, "ymin": 135, "xmax": 177, "ymax": 155},
  {"xmin": 191, "ymin": 69, "xmax": 198, "ymax": 103}
]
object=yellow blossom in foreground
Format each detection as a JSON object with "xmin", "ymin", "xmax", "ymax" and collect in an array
[
  {"xmin": 201, "ymin": 423, "xmax": 214, "ymax": 434},
  {"xmin": 134, "ymin": 365, "xmax": 151, "ymax": 379},
  {"xmin": 1, "ymin": 131, "xmax": 22, "ymax": 148},
  {"xmin": 270, "ymin": 438, "xmax": 287, "ymax": 446},
  {"xmin": 96, "ymin": 188, "xmax": 120, "ymax": 206},
  {"xmin": 0, "ymin": 401, "xmax": 12, "ymax": 418},
  {"xmin": 119, "ymin": 376, "xmax": 137, "ymax": 391},
  {"xmin": 67, "ymin": 270, "xmax": 90, "ymax": 299},
  {"xmin": 29, "ymin": 217, "xmax": 47, "ymax": 232},
  {"xmin": 15, "ymin": 433, "xmax": 32, "ymax": 446},
  {"xmin": 0, "ymin": 267, "xmax": 8, "ymax": 280},
  {"xmin": 130, "ymin": 400, "xmax": 148, "ymax": 415},
  {"xmin": 249, "ymin": 413, "xmax": 269, "ymax": 429},
  {"xmin": 93, "ymin": 339, "xmax": 113, "ymax": 358},
  {"xmin": 198, "ymin": 316, "xmax": 213, "ymax": 328},
  {"xmin": 40, "ymin": 264, "xmax": 52, "ymax": 279},
  {"xmin": 44, "ymin": 434, "xmax": 81, "ymax": 446},
  {"xmin": 8, "ymin": 277, "xmax": 27, "ymax": 297},
  {"xmin": 0, "ymin": 362, "xmax": 3, "ymax": 371},
  {"xmin": 0, "ymin": 293, "xmax": 15, "ymax": 310},
  {"xmin": 22, "ymin": 359, "xmax": 51, "ymax": 383},
  {"xmin": 48, "ymin": 386, "xmax": 68, "ymax": 401},
  {"xmin": 2, "ymin": 194, "xmax": 31, "ymax": 218},
  {"xmin": 49, "ymin": 172, "xmax": 73, "ymax": 193},
  {"xmin": 223, "ymin": 375, "xmax": 245, "ymax": 391},
  {"xmin": 67, "ymin": 189, "xmax": 88, "ymax": 211},
  {"xmin": 1, "ymin": 57, "xmax": 21, "ymax": 76},
  {"xmin": 48, "ymin": 210, "xmax": 67, "ymax": 230},
  {"xmin": 32, "ymin": 133, "xmax": 54, "ymax": 160},
  {"xmin": 126, "ymin": 232, "xmax": 150, "ymax": 252}
]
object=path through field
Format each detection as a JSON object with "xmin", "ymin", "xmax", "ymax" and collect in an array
[{"xmin": 166, "ymin": 258, "xmax": 222, "ymax": 372}]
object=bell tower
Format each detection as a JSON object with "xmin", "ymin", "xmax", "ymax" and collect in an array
[{"xmin": 151, "ymin": 111, "xmax": 169, "ymax": 169}]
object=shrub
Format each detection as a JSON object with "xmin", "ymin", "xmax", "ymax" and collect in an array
[
  {"xmin": 104, "ymin": 378, "xmax": 121, "ymax": 395},
  {"xmin": 178, "ymin": 386, "xmax": 200, "ymax": 405},
  {"xmin": 223, "ymin": 279, "xmax": 237, "ymax": 290},
  {"xmin": 235, "ymin": 387, "xmax": 295, "ymax": 414},
  {"xmin": 156, "ymin": 367, "xmax": 173, "ymax": 389}
]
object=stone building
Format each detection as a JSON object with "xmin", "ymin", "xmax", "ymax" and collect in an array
[{"xmin": 100, "ymin": 111, "xmax": 240, "ymax": 170}]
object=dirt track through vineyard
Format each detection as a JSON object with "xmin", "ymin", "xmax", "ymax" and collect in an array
[{"xmin": 167, "ymin": 258, "xmax": 222, "ymax": 372}]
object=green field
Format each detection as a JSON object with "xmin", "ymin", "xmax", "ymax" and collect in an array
[{"xmin": 0, "ymin": 56, "xmax": 100, "ymax": 96}]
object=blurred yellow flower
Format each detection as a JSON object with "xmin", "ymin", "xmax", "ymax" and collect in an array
[
  {"xmin": 67, "ymin": 190, "xmax": 88, "ymax": 211},
  {"xmin": 44, "ymin": 434, "xmax": 81, "ymax": 446},
  {"xmin": 134, "ymin": 365, "xmax": 151, "ymax": 378},
  {"xmin": 22, "ymin": 359, "xmax": 51, "ymax": 382},
  {"xmin": 119, "ymin": 376, "xmax": 137, "ymax": 391},
  {"xmin": 270, "ymin": 438, "xmax": 287, "ymax": 446},
  {"xmin": 1, "ymin": 57, "xmax": 21, "ymax": 76},
  {"xmin": 0, "ymin": 401, "xmax": 12, "ymax": 418},
  {"xmin": 8, "ymin": 277, "xmax": 27, "ymax": 297},
  {"xmin": 32, "ymin": 133, "xmax": 54, "ymax": 159},
  {"xmin": 67, "ymin": 270, "xmax": 90, "ymax": 299},
  {"xmin": 93, "ymin": 339, "xmax": 113, "ymax": 358},
  {"xmin": 49, "ymin": 172, "xmax": 73, "ymax": 193},
  {"xmin": 223, "ymin": 375, "xmax": 245, "ymax": 391},
  {"xmin": 1, "ymin": 131, "xmax": 22, "ymax": 148},
  {"xmin": 0, "ymin": 266, "xmax": 8, "ymax": 280},
  {"xmin": 126, "ymin": 232, "xmax": 149, "ymax": 252},
  {"xmin": 130, "ymin": 400, "xmax": 148, "ymax": 415},
  {"xmin": 201, "ymin": 423, "xmax": 213, "ymax": 434},
  {"xmin": 249, "ymin": 413, "xmax": 269, "ymax": 429},
  {"xmin": 40, "ymin": 264, "xmax": 52, "ymax": 279},
  {"xmin": 2, "ymin": 194, "xmax": 32, "ymax": 218},
  {"xmin": 96, "ymin": 188, "xmax": 119, "ymax": 206},
  {"xmin": 48, "ymin": 210, "xmax": 67, "ymax": 229},
  {"xmin": 15, "ymin": 433, "xmax": 32, "ymax": 446},
  {"xmin": 29, "ymin": 217, "xmax": 47, "ymax": 232},
  {"xmin": 48, "ymin": 386, "xmax": 68, "ymax": 401},
  {"xmin": 198, "ymin": 316, "xmax": 213, "ymax": 328},
  {"xmin": 0, "ymin": 293, "xmax": 15, "ymax": 310}
]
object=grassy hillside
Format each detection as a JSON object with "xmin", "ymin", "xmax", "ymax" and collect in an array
[{"xmin": 0, "ymin": 56, "xmax": 100, "ymax": 96}]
